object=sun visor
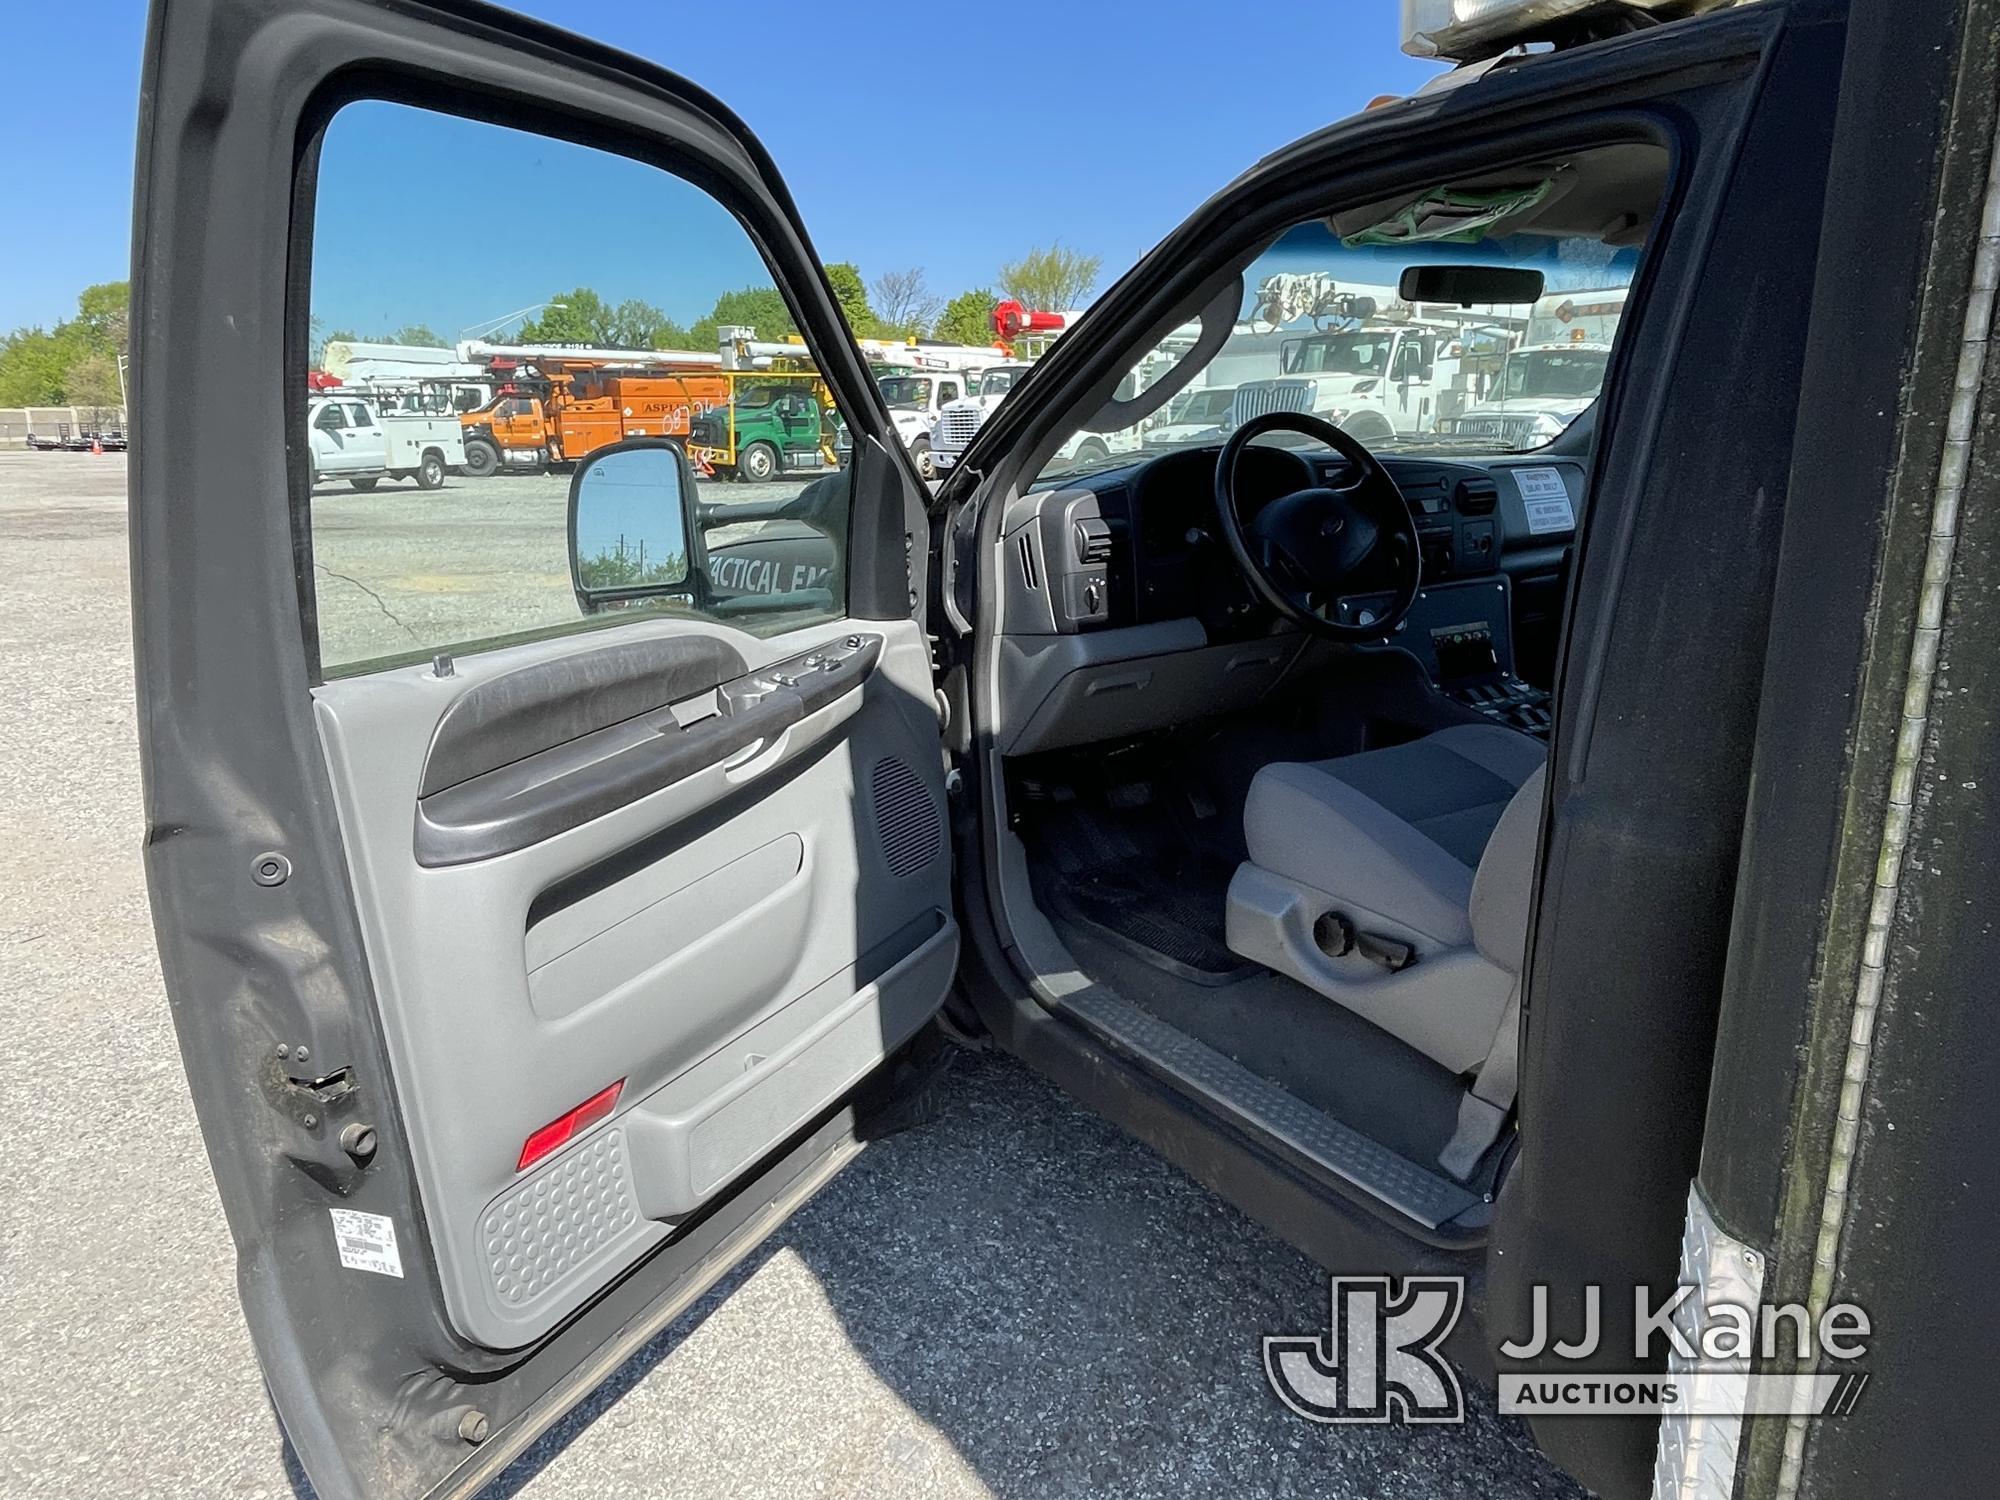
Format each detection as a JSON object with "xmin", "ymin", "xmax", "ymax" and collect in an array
[{"xmin": 1337, "ymin": 165, "xmax": 1576, "ymax": 247}]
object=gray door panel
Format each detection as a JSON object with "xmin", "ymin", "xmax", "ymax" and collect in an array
[
  {"xmin": 311, "ymin": 615, "xmax": 953, "ymax": 1350},
  {"xmin": 136, "ymin": 1, "xmax": 947, "ymax": 1486}
]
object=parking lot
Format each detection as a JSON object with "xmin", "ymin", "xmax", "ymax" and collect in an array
[
  {"xmin": 0, "ymin": 449, "xmax": 1583, "ymax": 1500},
  {"xmin": 306, "ymin": 465, "xmax": 815, "ymax": 666}
]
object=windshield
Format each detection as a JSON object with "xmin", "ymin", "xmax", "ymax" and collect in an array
[
  {"xmin": 980, "ymin": 367, "xmax": 1032, "ymax": 397},
  {"xmin": 877, "ymin": 375, "xmax": 932, "ymax": 410},
  {"xmin": 1029, "ymin": 151, "xmax": 1657, "ymax": 483},
  {"xmin": 1500, "ymin": 347, "xmax": 1609, "ymax": 401},
  {"xmin": 1282, "ymin": 332, "xmax": 1395, "ymax": 376},
  {"xmin": 1170, "ymin": 388, "xmax": 1235, "ymax": 424}
]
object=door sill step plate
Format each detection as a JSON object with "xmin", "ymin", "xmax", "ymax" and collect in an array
[{"xmin": 1047, "ymin": 984, "xmax": 1481, "ymax": 1230}]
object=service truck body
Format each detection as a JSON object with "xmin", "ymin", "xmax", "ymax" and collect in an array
[{"xmin": 305, "ymin": 394, "xmax": 464, "ymax": 490}]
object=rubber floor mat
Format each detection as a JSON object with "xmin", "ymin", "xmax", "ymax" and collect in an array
[{"xmin": 1047, "ymin": 853, "xmax": 1255, "ymax": 985}]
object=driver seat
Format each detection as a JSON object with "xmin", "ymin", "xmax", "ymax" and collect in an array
[{"xmin": 1225, "ymin": 725, "xmax": 1546, "ymax": 1074}]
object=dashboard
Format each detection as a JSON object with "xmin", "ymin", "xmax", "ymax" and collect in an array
[
  {"xmin": 1005, "ymin": 443, "xmax": 1583, "ymax": 636},
  {"xmin": 993, "ymin": 442, "xmax": 1586, "ymax": 754}
]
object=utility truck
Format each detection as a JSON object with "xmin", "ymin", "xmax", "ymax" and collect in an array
[
  {"xmin": 864, "ymin": 343, "xmax": 1004, "ymax": 479},
  {"xmin": 685, "ymin": 373, "xmax": 834, "ymax": 481},
  {"xmin": 448, "ymin": 343, "xmax": 729, "ymax": 476},
  {"xmin": 304, "ymin": 393, "xmax": 464, "ymax": 491},
  {"xmin": 718, "ymin": 326, "xmax": 1002, "ymax": 480},
  {"xmin": 930, "ymin": 362, "xmax": 1147, "ymax": 475},
  {"xmin": 1438, "ymin": 287, "xmax": 1630, "ymax": 449},
  {"xmin": 1222, "ymin": 287, "xmax": 1524, "ymax": 443}
]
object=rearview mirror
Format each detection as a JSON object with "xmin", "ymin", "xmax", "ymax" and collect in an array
[
  {"xmin": 1398, "ymin": 265, "xmax": 1546, "ymax": 307},
  {"xmin": 568, "ymin": 439, "xmax": 696, "ymax": 613}
]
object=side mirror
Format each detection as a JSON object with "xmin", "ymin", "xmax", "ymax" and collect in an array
[{"xmin": 567, "ymin": 438, "xmax": 697, "ymax": 613}]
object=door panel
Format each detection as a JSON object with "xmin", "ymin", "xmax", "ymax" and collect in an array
[
  {"xmin": 131, "ymin": 1, "xmax": 946, "ymax": 1494},
  {"xmin": 311, "ymin": 617, "xmax": 951, "ymax": 1350}
]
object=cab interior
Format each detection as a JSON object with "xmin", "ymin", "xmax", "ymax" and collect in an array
[{"xmin": 969, "ymin": 140, "xmax": 1668, "ymax": 1231}]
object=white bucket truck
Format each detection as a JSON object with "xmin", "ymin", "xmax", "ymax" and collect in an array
[
  {"xmin": 1436, "ymin": 286, "xmax": 1630, "ymax": 449},
  {"xmin": 1219, "ymin": 278, "xmax": 1524, "ymax": 444}
]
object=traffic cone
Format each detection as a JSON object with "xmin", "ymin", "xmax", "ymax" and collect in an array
[{"xmin": 91, "ymin": 437, "xmax": 103, "ymax": 455}]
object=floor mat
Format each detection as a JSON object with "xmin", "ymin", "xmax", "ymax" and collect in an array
[{"xmin": 1045, "ymin": 851, "xmax": 1255, "ymax": 984}]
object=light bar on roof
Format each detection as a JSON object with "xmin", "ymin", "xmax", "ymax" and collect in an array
[{"xmin": 1400, "ymin": 0, "xmax": 1735, "ymax": 62}]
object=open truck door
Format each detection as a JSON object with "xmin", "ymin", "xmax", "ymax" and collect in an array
[{"xmin": 130, "ymin": 3, "xmax": 950, "ymax": 1496}]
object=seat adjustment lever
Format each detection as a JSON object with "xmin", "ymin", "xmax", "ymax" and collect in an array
[
  {"xmin": 1313, "ymin": 911, "xmax": 1416, "ymax": 973},
  {"xmin": 1355, "ymin": 930, "xmax": 1417, "ymax": 972}
]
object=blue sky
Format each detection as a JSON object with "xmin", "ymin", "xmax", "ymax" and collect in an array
[
  {"xmin": 1, "ymin": 1, "xmax": 1442, "ymax": 335},
  {"xmin": 311, "ymin": 103, "xmax": 777, "ymax": 339}
]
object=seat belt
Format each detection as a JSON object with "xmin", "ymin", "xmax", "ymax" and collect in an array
[{"xmin": 1438, "ymin": 983, "xmax": 1521, "ymax": 1182}]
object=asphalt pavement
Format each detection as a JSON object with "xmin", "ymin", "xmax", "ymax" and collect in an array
[{"xmin": 0, "ymin": 450, "xmax": 1585, "ymax": 1500}]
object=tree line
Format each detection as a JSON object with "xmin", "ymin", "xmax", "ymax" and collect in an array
[
  {"xmin": 0, "ymin": 243, "xmax": 1103, "ymax": 406},
  {"xmin": 471, "ymin": 244, "xmax": 1099, "ymax": 357},
  {"xmin": 0, "ymin": 282, "xmax": 130, "ymax": 408},
  {"xmin": 502, "ymin": 244, "xmax": 1099, "ymax": 356}
]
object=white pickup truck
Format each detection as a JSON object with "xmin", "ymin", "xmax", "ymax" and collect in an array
[{"xmin": 306, "ymin": 394, "xmax": 465, "ymax": 491}]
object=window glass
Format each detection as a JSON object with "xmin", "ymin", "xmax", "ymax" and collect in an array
[
  {"xmin": 305, "ymin": 101, "xmax": 853, "ymax": 676},
  {"xmin": 877, "ymin": 376, "xmax": 932, "ymax": 410},
  {"xmin": 1033, "ymin": 149, "xmax": 1660, "ymax": 483}
]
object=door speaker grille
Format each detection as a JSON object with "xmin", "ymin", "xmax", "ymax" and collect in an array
[{"xmin": 871, "ymin": 756, "xmax": 941, "ymax": 878}]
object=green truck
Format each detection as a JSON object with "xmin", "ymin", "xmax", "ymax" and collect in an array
[{"xmin": 685, "ymin": 374, "xmax": 832, "ymax": 482}]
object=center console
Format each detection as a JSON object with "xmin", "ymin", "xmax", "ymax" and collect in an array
[{"xmin": 1350, "ymin": 575, "xmax": 1553, "ymax": 740}]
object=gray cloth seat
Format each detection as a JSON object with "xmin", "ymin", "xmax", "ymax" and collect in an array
[{"xmin": 1225, "ymin": 725, "xmax": 1547, "ymax": 1072}]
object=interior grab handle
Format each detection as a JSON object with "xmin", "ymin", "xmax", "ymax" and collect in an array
[{"xmin": 414, "ymin": 634, "xmax": 883, "ymax": 865}]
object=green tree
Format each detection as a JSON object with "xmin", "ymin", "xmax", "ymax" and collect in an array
[
  {"xmin": 577, "ymin": 540, "xmax": 689, "ymax": 590},
  {"xmin": 823, "ymin": 262, "xmax": 877, "ymax": 336},
  {"xmin": 516, "ymin": 288, "xmax": 616, "ymax": 344},
  {"xmin": 65, "ymin": 351, "xmax": 125, "ymax": 410},
  {"xmin": 702, "ymin": 285, "xmax": 796, "ymax": 345},
  {"xmin": 0, "ymin": 328, "xmax": 72, "ymax": 406},
  {"xmin": 602, "ymin": 298, "xmax": 692, "ymax": 350},
  {"xmin": 72, "ymin": 282, "xmax": 131, "ymax": 356},
  {"xmin": 0, "ymin": 281, "xmax": 135, "ymax": 406},
  {"xmin": 386, "ymin": 323, "xmax": 448, "ymax": 348},
  {"xmin": 998, "ymin": 243, "xmax": 1101, "ymax": 317},
  {"xmin": 932, "ymin": 288, "xmax": 1001, "ymax": 349}
]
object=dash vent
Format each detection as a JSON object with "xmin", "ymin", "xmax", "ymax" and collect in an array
[
  {"xmin": 1455, "ymin": 476, "xmax": 1499, "ymax": 515},
  {"xmin": 1072, "ymin": 517, "xmax": 1115, "ymax": 565},
  {"xmin": 871, "ymin": 756, "xmax": 942, "ymax": 878},
  {"xmin": 1016, "ymin": 533, "xmax": 1041, "ymax": 590}
]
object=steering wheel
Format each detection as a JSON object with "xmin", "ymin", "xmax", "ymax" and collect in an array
[{"xmin": 1212, "ymin": 410, "xmax": 1422, "ymax": 641}]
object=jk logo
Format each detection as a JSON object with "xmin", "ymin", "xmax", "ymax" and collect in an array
[{"xmin": 1264, "ymin": 1276, "xmax": 1467, "ymax": 1425}]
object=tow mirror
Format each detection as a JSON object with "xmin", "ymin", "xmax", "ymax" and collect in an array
[
  {"xmin": 567, "ymin": 438, "xmax": 697, "ymax": 613},
  {"xmin": 1398, "ymin": 264, "xmax": 1545, "ymax": 307}
]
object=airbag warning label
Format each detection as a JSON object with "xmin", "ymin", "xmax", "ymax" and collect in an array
[{"xmin": 330, "ymin": 1208, "xmax": 404, "ymax": 1278}]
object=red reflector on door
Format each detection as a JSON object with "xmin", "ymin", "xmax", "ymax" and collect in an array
[{"xmin": 516, "ymin": 1079, "xmax": 624, "ymax": 1172}]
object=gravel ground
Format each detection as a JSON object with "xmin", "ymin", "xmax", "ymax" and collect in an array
[
  {"xmin": 305, "ymin": 466, "xmax": 818, "ymax": 667},
  {"xmin": 0, "ymin": 449, "xmax": 1585, "ymax": 1500}
]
